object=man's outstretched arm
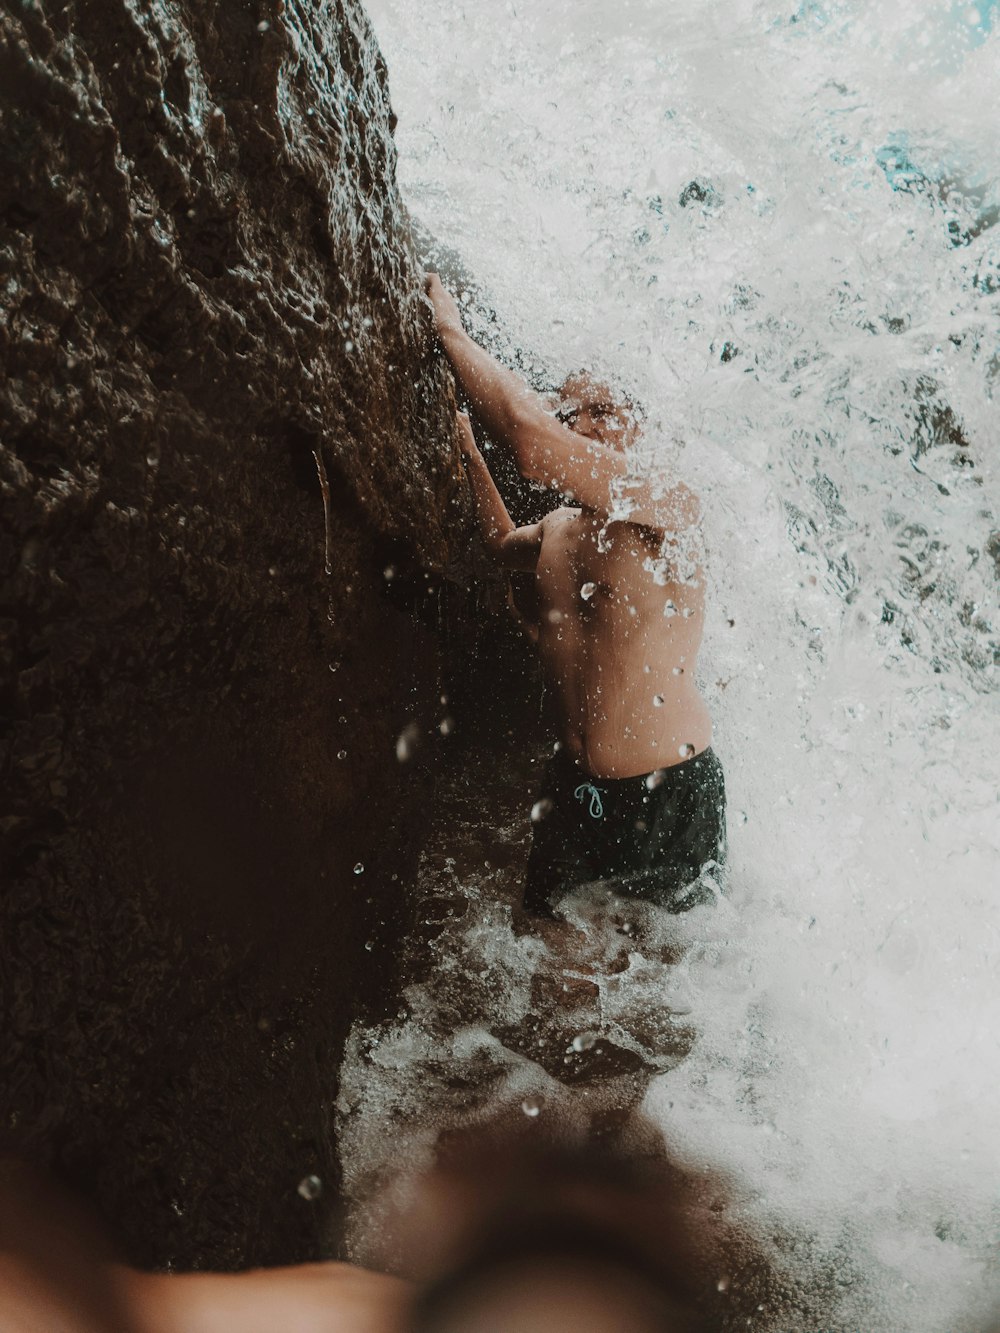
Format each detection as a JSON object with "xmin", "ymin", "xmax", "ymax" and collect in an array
[
  {"xmin": 427, "ymin": 274, "xmax": 671, "ymax": 526},
  {"xmin": 457, "ymin": 412, "xmax": 542, "ymax": 573}
]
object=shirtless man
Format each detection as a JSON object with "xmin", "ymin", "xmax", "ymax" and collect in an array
[{"xmin": 426, "ymin": 274, "xmax": 726, "ymax": 920}]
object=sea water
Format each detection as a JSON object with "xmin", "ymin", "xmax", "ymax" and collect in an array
[{"xmin": 341, "ymin": 2, "xmax": 1000, "ymax": 1328}]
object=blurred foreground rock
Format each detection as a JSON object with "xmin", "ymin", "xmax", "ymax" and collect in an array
[{"xmin": 0, "ymin": 0, "xmax": 469, "ymax": 1269}]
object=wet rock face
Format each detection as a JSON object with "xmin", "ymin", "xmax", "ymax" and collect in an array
[{"xmin": 0, "ymin": 0, "xmax": 467, "ymax": 1268}]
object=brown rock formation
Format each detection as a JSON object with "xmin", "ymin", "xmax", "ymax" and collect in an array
[{"xmin": 0, "ymin": 0, "xmax": 469, "ymax": 1269}]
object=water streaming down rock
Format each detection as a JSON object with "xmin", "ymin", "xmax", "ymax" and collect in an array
[
  {"xmin": 343, "ymin": 1, "xmax": 1000, "ymax": 1328},
  {"xmin": 0, "ymin": 0, "xmax": 476, "ymax": 1270}
]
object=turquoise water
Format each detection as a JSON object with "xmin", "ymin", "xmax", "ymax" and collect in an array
[{"xmin": 344, "ymin": 2, "xmax": 1000, "ymax": 1327}]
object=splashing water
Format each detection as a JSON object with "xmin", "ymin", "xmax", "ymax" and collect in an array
[{"xmin": 341, "ymin": 1, "xmax": 1000, "ymax": 1328}]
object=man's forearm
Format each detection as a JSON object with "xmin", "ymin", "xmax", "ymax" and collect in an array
[
  {"xmin": 437, "ymin": 323, "xmax": 541, "ymax": 455},
  {"xmin": 462, "ymin": 439, "xmax": 515, "ymax": 555}
]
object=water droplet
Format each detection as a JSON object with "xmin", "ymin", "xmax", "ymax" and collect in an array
[
  {"xmin": 679, "ymin": 743, "xmax": 696, "ymax": 759},
  {"xmin": 645, "ymin": 769, "xmax": 666, "ymax": 790},
  {"xmin": 580, "ymin": 581, "xmax": 597, "ymax": 601},
  {"xmin": 663, "ymin": 600, "xmax": 677, "ymax": 617},
  {"xmin": 653, "ymin": 694, "xmax": 665, "ymax": 708},
  {"xmin": 396, "ymin": 722, "xmax": 420, "ymax": 762},
  {"xmin": 353, "ymin": 862, "xmax": 364, "ymax": 875},
  {"xmin": 552, "ymin": 740, "xmax": 562, "ymax": 753},
  {"xmin": 531, "ymin": 798, "xmax": 553, "ymax": 823},
  {"xmin": 571, "ymin": 1031, "xmax": 598, "ymax": 1052},
  {"xmin": 364, "ymin": 939, "xmax": 373, "ymax": 952},
  {"xmin": 964, "ymin": 5, "xmax": 981, "ymax": 24},
  {"xmin": 672, "ymin": 666, "xmax": 684, "ymax": 676},
  {"xmin": 440, "ymin": 693, "xmax": 449, "ymax": 706},
  {"xmin": 344, "ymin": 340, "xmax": 354, "ymax": 353},
  {"xmin": 383, "ymin": 564, "xmax": 396, "ymax": 580},
  {"xmin": 268, "ymin": 566, "xmax": 277, "ymax": 576},
  {"xmin": 682, "ymin": 606, "xmax": 694, "ymax": 618},
  {"xmin": 257, "ymin": 19, "xmax": 271, "ymax": 32},
  {"xmin": 716, "ymin": 1275, "xmax": 730, "ymax": 1294},
  {"xmin": 297, "ymin": 1174, "xmax": 322, "ymax": 1201},
  {"xmin": 362, "ymin": 316, "xmax": 374, "ymax": 329},
  {"xmin": 643, "ymin": 663, "xmax": 651, "ymax": 673},
  {"xmin": 337, "ymin": 749, "xmax": 347, "ymax": 760},
  {"xmin": 439, "ymin": 716, "xmax": 455, "ymax": 737},
  {"xmin": 521, "ymin": 1095, "xmax": 544, "ymax": 1118},
  {"xmin": 547, "ymin": 608, "xmax": 564, "ymax": 624}
]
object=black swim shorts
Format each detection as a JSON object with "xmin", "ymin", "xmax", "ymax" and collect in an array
[{"xmin": 522, "ymin": 746, "xmax": 727, "ymax": 918}]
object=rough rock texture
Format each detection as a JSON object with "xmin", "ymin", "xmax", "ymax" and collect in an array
[{"xmin": 0, "ymin": 0, "xmax": 471, "ymax": 1269}]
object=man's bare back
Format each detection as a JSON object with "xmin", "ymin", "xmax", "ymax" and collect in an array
[{"xmin": 532, "ymin": 506, "xmax": 712, "ymax": 779}]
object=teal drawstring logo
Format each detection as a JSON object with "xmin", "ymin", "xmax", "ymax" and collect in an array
[{"xmin": 574, "ymin": 782, "xmax": 605, "ymax": 819}]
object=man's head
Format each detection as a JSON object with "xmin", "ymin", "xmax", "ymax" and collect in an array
[{"xmin": 555, "ymin": 371, "xmax": 644, "ymax": 451}]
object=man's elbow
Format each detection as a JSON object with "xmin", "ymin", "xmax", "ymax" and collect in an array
[{"xmin": 483, "ymin": 529, "xmax": 513, "ymax": 563}]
